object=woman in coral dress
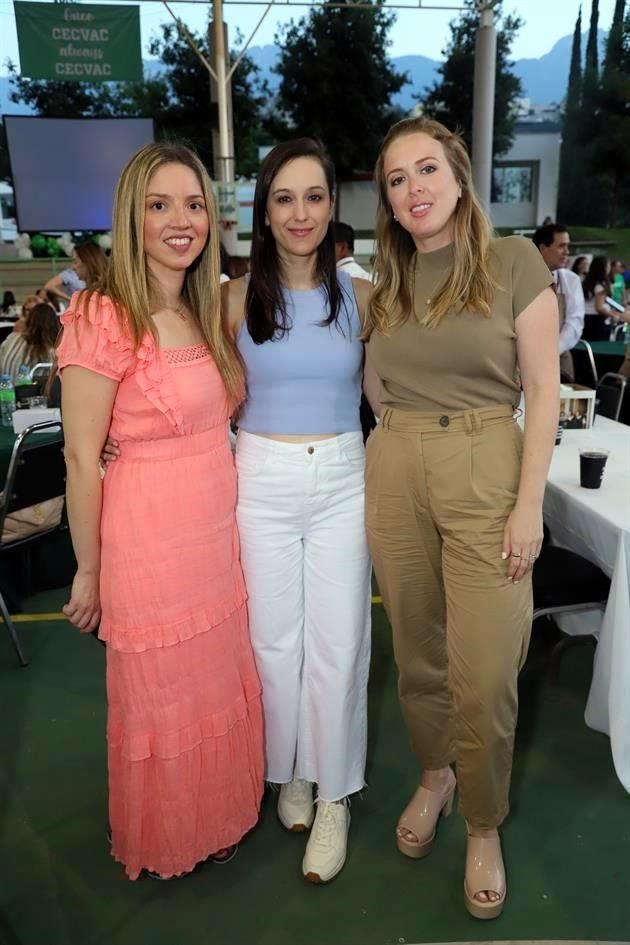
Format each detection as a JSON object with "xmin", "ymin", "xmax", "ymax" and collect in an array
[{"xmin": 58, "ymin": 142, "xmax": 263, "ymax": 880}]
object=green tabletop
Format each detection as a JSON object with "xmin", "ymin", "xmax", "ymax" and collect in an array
[
  {"xmin": 0, "ymin": 425, "xmax": 61, "ymax": 484},
  {"xmin": 580, "ymin": 341, "xmax": 627, "ymax": 356},
  {"xmin": 0, "ymin": 426, "xmax": 18, "ymax": 483}
]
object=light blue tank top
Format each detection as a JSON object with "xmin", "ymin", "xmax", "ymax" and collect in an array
[{"xmin": 236, "ymin": 270, "xmax": 363, "ymax": 434}]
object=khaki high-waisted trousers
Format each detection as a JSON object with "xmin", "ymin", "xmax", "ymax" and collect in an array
[{"xmin": 366, "ymin": 405, "xmax": 532, "ymax": 828}]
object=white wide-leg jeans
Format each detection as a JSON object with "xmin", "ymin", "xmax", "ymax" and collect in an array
[{"xmin": 235, "ymin": 431, "xmax": 372, "ymax": 802}]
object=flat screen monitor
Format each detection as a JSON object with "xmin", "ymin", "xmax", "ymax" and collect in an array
[{"xmin": 4, "ymin": 115, "xmax": 154, "ymax": 231}]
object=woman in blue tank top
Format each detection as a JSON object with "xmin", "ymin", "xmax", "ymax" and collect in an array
[{"xmin": 223, "ymin": 138, "xmax": 380, "ymax": 884}]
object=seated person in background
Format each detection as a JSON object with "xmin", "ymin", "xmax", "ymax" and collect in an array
[
  {"xmin": 12, "ymin": 296, "xmax": 39, "ymax": 335},
  {"xmin": 335, "ymin": 222, "xmax": 372, "ymax": 280},
  {"xmin": 36, "ymin": 288, "xmax": 62, "ymax": 313},
  {"xmin": 571, "ymin": 256, "xmax": 589, "ymax": 281},
  {"xmin": 43, "ymin": 243, "xmax": 108, "ymax": 304},
  {"xmin": 532, "ymin": 224, "xmax": 584, "ymax": 381},
  {"xmin": 2, "ymin": 291, "xmax": 18, "ymax": 318},
  {"xmin": 0, "ymin": 301, "xmax": 58, "ymax": 383}
]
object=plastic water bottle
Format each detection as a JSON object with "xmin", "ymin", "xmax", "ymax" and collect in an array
[
  {"xmin": 16, "ymin": 364, "xmax": 31, "ymax": 386},
  {"xmin": 0, "ymin": 374, "xmax": 16, "ymax": 428}
]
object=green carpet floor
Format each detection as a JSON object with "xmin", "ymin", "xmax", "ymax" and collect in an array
[{"xmin": 0, "ymin": 588, "xmax": 629, "ymax": 945}]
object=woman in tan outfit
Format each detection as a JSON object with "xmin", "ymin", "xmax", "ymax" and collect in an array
[{"xmin": 364, "ymin": 118, "xmax": 559, "ymax": 919}]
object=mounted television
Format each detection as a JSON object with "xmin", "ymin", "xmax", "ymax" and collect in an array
[{"xmin": 4, "ymin": 115, "xmax": 154, "ymax": 231}]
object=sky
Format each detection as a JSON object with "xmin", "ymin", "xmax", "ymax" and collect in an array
[{"xmin": 0, "ymin": 0, "xmax": 620, "ymax": 74}]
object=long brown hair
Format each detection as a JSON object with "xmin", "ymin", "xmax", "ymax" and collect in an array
[
  {"xmin": 246, "ymin": 138, "xmax": 350, "ymax": 344},
  {"xmin": 582, "ymin": 256, "xmax": 610, "ymax": 300},
  {"xmin": 74, "ymin": 242, "xmax": 108, "ymax": 289},
  {"xmin": 23, "ymin": 302, "xmax": 59, "ymax": 363},
  {"xmin": 77, "ymin": 141, "xmax": 244, "ymax": 406},
  {"xmin": 364, "ymin": 116, "xmax": 498, "ymax": 338}
]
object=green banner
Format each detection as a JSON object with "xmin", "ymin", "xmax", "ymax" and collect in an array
[{"xmin": 14, "ymin": 2, "xmax": 142, "ymax": 82}]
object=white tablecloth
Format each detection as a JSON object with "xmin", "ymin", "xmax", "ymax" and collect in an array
[{"xmin": 542, "ymin": 416, "xmax": 630, "ymax": 791}]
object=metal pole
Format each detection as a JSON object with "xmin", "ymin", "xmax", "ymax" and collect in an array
[
  {"xmin": 212, "ymin": 0, "xmax": 232, "ymax": 185},
  {"xmin": 211, "ymin": 0, "xmax": 237, "ymax": 254},
  {"xmin": 471, "ymin": 0, "xmax": 496, "ymax": 211}
]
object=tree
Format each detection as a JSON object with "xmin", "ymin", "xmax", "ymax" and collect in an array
[
  {"xmin": 271, "ymin": 0, "xmax": 407, "ymax": 178},
  {"xmin": 7, "ymin": 21, "xmax": 267, "ymax": 178},
  {"xmin": 593, "ymin": 0, "xmax": 630, "ymax": 224},
  {"xmin": 147, "ymin": 22, "xmax": 267, "ymax": 177},
  {"xmin": 581, "ymin": 0, "xmax": 601, "ymax": 127},
  {"xmin": 421, "ymin": 0, "xmax": 523, "ymax": 157},
  {"xmin": 557, "ymin": 7, "xmax": 583, "ymax": 223},
  {"xmin": 576, "ymin": 0, "xmax": 609, "ymax": 224}
]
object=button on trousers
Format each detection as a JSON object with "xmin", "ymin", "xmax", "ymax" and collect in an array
[
  {"xmin": 236, "ymin": 431, "xmax": 372, "ymax": 802},
  {"xmin": 366, "ymin": 405, "xmax": 532, "ymax": 828}
]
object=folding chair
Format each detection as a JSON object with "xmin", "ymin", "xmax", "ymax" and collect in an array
[
  {"xmin": 28, "ymin": 362, "xmax": 54, "ymax": 398},
  {"xmin": 28, "ymin": 362, "xmax": 53, "ymax": 382},
  {"xmin": 571, "ymin": 340, "xmax": 598, "ymax": 388},
  {"xmin": 595, "ymin": 372, "xmax": 627, "ymax": 422},
  {"xmin": 0, "ymin": 421, "xmax": 66, "ymax": 666},
  {"xmin": 533, "ymin": 527, "xmax": 610, "ymax": 678}
]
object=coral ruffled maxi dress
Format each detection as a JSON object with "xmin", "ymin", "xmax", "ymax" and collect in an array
[{"xmin": 57, "ymin": 295, "xmax": 264, "ymax": 879}]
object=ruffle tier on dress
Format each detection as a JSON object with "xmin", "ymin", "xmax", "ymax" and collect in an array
[{"xmin": 57, "ymin": 294, "xmax": 264, "ymax": 880}]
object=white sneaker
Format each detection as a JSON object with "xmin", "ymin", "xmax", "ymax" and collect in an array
[
  {"xmin": 277, "ymin": 778, "xmax": 315, "ymax": 832},
  {"xmin": 302, "ymin": 799, "xmax": 350, "ymax": 884}
]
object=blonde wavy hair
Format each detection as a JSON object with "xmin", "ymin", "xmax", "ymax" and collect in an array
[
  {"xmin": 364, "ymin": 117, "xmax": 498, "ymax": 338},
  {"xmin": 78, "ymin": 141, "xmax": 243, "ymax": 406}
]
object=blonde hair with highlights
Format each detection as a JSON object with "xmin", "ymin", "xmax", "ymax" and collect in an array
[
  {"xmin": 79, "ymin": 141, "xmax": 243, "ymax": 406},
  {"xmin": 364, "ymin": 117, "xmax": 498, "ymax": 338}
]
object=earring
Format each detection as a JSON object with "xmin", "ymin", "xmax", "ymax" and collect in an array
[{"xmin": 393, "ymin": 215, "xmax": 398, "ymax": 222}]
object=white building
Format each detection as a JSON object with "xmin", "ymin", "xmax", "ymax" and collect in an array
[{"xmin": 490, "ymin": 120, "xmax": 561, "ymax": 229}]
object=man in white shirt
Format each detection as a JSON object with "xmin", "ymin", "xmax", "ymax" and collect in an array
[
  {"xmin": 533, "ymin": 224, "xmax": 585, "ymax": 381},
  {"xmin": 335, "ymin": 223, "xmax": 371, "ymax": 281}
]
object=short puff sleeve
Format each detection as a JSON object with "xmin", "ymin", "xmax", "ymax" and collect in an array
[
  {"xmin": 504, "ymin": 236, "xmax": 554, "ymax": 319},
  {"xmin": 57, "ymin": 292, "xmax": 135, "ymax": 381}
]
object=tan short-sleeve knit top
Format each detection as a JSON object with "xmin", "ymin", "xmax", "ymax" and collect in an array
[{"xmin": 368, "ymin": 235, "xmax": 553, "ymax": 413}]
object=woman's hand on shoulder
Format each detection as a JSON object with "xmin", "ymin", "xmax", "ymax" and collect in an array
[
  {"xmin": 63, "ymin": 569, "xmax": 101, "ymax": 632},
  {"xmin": 351, "ymin": 277, "xmax": 372, "ymax": 326},
  {"xmin": 221, "ymin": 277, "xmax": 247, "ymax": 339}
]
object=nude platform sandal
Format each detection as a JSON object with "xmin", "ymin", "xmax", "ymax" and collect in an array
[
  {"xmin": 463, "ymin": 826, "xmax": 507, "ymax": 920},
  {"xmin": 396, "ymin": 769, "xmax": 456, "ymax": 859}
]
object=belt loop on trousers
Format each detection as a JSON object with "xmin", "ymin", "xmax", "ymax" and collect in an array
[
  {"xmin": 382, "ymin": 408, "xmax": 392, "ymax": 430},
  {"xmin": 464, "ymin": 411, "xmax": 482, "ymax": 434}
]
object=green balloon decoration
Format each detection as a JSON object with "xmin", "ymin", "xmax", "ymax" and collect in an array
[
  {"xmin": 46, "ymin": 237, "xmax": 62, "ymax": 258},
  {"xmin": 30, "ymin": 234, "xmax": 47, "ymax": 255}
]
